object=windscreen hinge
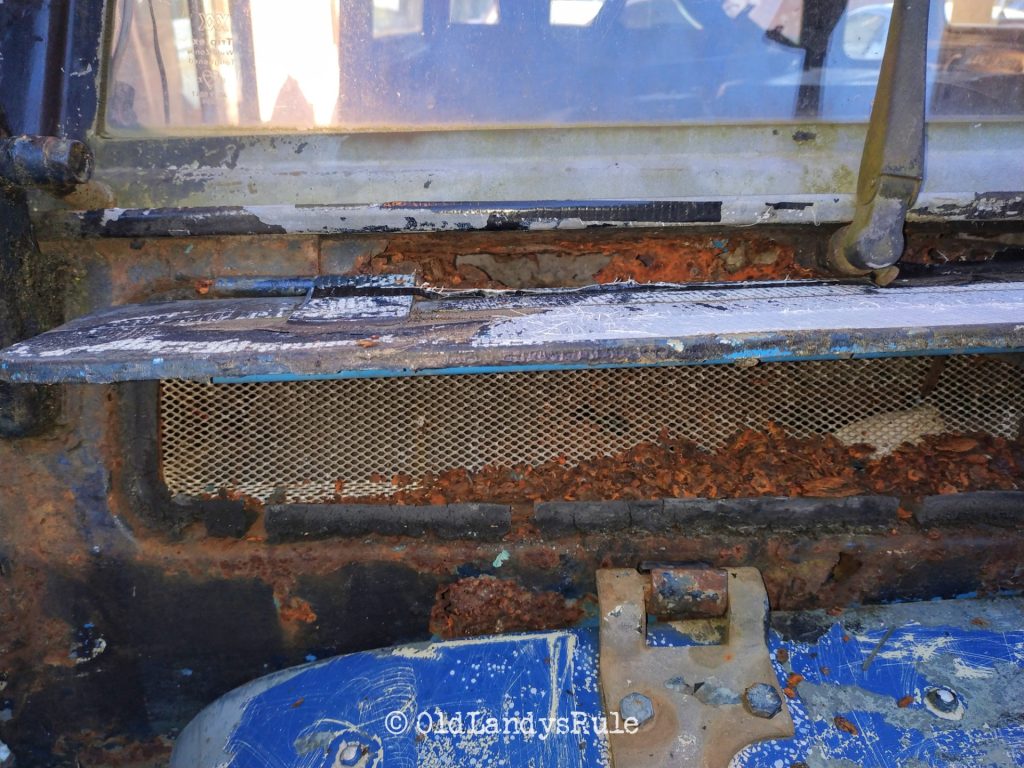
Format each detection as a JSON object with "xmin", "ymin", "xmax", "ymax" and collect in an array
[{"xmin": 0, "ymin": 136, "xmax": 93, "ymax": 195}]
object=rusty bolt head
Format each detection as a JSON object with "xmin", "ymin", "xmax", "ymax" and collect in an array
[
  {"xmin": 743, "ymin": 683, "xmax": 783, "ymax": 719},
  {"xmin": 620, "ymin": 692, "xmax": 655, "ymax": 726},
  {"xmin": 925, "ymin": 686, "xmax": 959, "ymax": 714}
]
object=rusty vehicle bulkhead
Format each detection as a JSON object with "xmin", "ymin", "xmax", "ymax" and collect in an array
[{"xmin": 2, "ymin": 0, "xmax": 1024, "ymax": 765}]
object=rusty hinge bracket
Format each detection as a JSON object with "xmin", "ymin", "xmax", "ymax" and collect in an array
[
  {"xmin": 824, "ymin": 0, "xmax": 930, "ymax": 283},
  {"xmin": 598, "ymin": 566, "xmax": 793, "ymax": 768}
]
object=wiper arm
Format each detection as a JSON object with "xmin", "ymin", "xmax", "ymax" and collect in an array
[{"xmin": 824, "ymin": 0, "xmax": 930, "ymax": 283}]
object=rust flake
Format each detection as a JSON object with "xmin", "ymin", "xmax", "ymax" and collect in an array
[{"xmin": 833, "ymin": 715, "xmax": 860, "ymax": 736}]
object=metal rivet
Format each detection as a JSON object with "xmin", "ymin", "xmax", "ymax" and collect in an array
[
  {"xmin": 743, "ymin": 683, "xmax": 783, "ymax": 719},
  {"xmin": 620, "ymin": 692, "xmax": 655, "ymax": 726}
]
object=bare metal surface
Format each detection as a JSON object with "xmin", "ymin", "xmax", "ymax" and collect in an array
[
  {"xmin": 158, "ymin": 354, "xmax": 1024, "ymax": 501},
  {"xmin": 598, "ymin": 567, "xmax": 793, "ymax": 767}
]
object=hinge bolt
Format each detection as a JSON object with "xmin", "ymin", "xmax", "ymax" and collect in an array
[
  {"xmin": 743, "ymin": 683, "xmax": 783, "ymax": 719},
  {"xmin": 620, "ymin": 692, "xmax": 655, "ymax": 726}
]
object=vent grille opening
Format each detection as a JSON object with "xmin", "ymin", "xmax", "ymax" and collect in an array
[{"xmin": 159, "ymin": 355, "xmax": 1023, "ymax": 502}]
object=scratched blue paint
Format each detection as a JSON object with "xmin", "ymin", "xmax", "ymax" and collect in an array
[
  {"xmin": 174, "ymin": 607, "xmax": 1024, "ymax": 767},
  {"xmin": 744, "ymin": 622, "xmax": 1024, "ymax": 767},
  {"xmin": 175, "ymin": 631, "xmax": 609, "ymax": 768}
]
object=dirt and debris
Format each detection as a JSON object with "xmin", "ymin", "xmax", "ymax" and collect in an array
[
  {"xmin": 339, "ymin": 426, "xmax": 1022, "ymax": 505},
  {"xmin": 903, "ymin": 232, "xmax": 1024, "ymax": 266},
  {"xmin": 429, "ymin": 575, "xmax": 585, "ymax": 639}
]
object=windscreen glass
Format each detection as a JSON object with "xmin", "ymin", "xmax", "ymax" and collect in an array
[{"xmin": 105, "ymin": 0, "xmax": 1024, "ymax": 132}]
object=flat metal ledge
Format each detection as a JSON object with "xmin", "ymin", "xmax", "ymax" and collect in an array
[
  {"xmin": 67, "ymin": 122, "xmax": 1024, "ymax": 217},
  {"xmin": 3, "ymin": 280, "xmax": 1024, "ymax": 383}
]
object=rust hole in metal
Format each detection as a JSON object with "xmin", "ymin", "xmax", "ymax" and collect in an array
[{"xmin": 830, "ymin": 552, "xmax": 864, "ymax": 585}]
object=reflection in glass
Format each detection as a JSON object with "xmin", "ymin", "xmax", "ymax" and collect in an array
[
  {"xmin": 450, "ymin": 0, "xmax": 500, "ymax": 24},
  {"xmin": 105, "ymin": 0, "xmax": 1024, "ymax": 133}
]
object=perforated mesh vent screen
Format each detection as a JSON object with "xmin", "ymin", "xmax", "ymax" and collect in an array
[{"xmin": 160, "ymin": 355, "xmax": 1023, "ymax": 502}]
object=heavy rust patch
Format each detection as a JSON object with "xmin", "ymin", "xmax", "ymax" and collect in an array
[
  {"xmin": 429, "ymin": 575, "xmax": 585, "ymax": 639},
  {"xmin": 351, "ymin": 229, "xmax": 815, "ymax": 287}
]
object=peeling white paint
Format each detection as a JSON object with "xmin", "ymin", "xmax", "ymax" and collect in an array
[
  {"xmin": 473, "ymin": 283, "xmax": 1024, "ymax": 347},
  {"xmin": 29, "ymin": 335, "xmax": 394, "ymax": 359},
  {"xmin": 290, "ymin": 295, "xmax": 413, "ymax": 324},
  {"xmin": 100, "ymin": 207, "xmax": 126, "ymax": 226}
]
